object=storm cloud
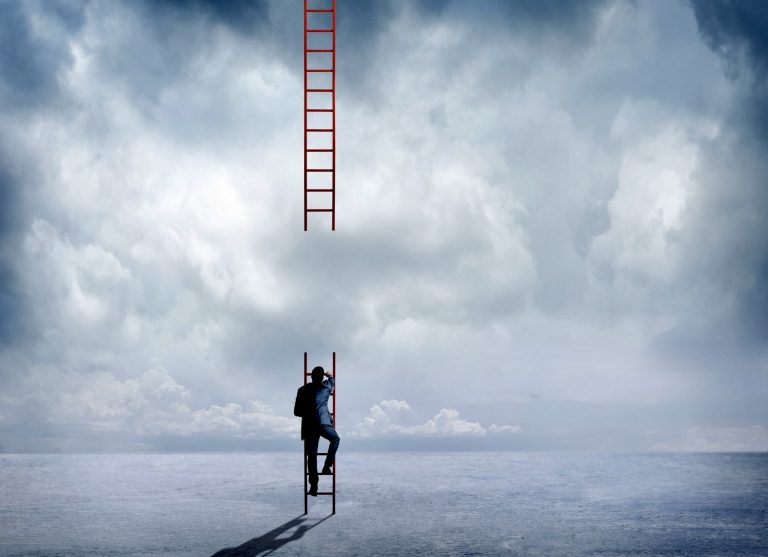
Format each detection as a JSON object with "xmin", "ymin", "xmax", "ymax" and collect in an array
[{"xmin": 0, "ymin": 0, "xmax": 766, "ymax": 452}]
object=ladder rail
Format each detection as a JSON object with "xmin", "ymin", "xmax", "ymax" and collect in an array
[
  {"xmin": 332, "ymin": 352, "xmax": 336, "ymax": 512},
  {"xmin": 303, "ymin": 352, "xmax": 308, "ymax": 515},
  {"xmin": 303, "ymin": 1, "xmax": 308, "ymax": 232},
  {"xmin": 331, "ymin": 0, "xmax": 336, "ymax": 231}
]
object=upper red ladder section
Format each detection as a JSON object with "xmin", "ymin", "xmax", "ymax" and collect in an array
[{"xmin": 304, "ymin": 0, "xmax": 336, "ymax": 231}]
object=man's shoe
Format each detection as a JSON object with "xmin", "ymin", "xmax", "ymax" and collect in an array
[
  {"xmin": 321, "ymin": 465, "xmax": 333, "ymax": 475},
  {"xmin": 308, "ymin": 485, "xmax": 318, "ymax": 497}
]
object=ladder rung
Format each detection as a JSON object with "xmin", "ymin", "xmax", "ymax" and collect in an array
[
  {"xmin": 306, "ymin": 51, "xmax": 333, "ymax": 54},
  {"xmin": 307, "ymin": 168, "xmax": 333, "ymax": 172},
  {"xmin": 307, "ymin": 69, "xmax": 334, "ymax": 73},
  {"xmin": 306, "ymin": 128, "xmax": 333, "ymax": 132},
  {"xmin": 307, "ymin": 9, "xmax": 334, "ymax": 13},
  {"xmin": 307, "ymin": 209, "xmax": 333, "ymax": 212},
  {"xmin": 307, "ymin": 148, "xmax": 333, "ymax": 152},
  {"xmin": 307, "ymin": 188, "xmax": 334, "ymax": 192},
  {"xmin": 307, "ymin": 88, "xmax": 333, "ymax": 92},
  {"xmin": 314, "ymin": 492, "xmax": 334, "ymax": 495},
  {"xmin": 307, "ymin": 108, "xmax": 333, "ymax": 112},
  {"xmin": 306, "ymin": 29, "xmax": 334, "ymax": 33}
]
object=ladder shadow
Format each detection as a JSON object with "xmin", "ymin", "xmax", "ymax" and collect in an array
[{"xmin": 210, "ymin": 514, "xmax": 332, "ymax": 557}]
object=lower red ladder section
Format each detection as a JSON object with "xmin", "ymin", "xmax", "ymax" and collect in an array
[{"xmin": 303, "ymin": 351, "xmax": 336, "ymax": 514}]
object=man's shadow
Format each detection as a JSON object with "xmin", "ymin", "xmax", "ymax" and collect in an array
[{"xmin": 211, "ymin": 514, "xmax": 332, "ymax": 557}]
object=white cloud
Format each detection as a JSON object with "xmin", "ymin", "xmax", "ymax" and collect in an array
[
  {"xmin": 3, "ymin": 367, "xmax": 297, "ymax": 440},
  {"xmin": 189, "ymin": 400, "xmax": 298, "ymax": 438},
  {"xmin": 651, "ymin": 425, "xmax": 768, "ymax": 452},
  {"xmin": 351, "ymin": 400, "xmax": 521, "ymax": 438}
]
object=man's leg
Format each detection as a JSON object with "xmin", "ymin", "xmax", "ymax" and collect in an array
[
  {"xmin": 319, "ymin": 425, "xmax": 340, "ymax": 472},
  {"xmin": 304, "ymin": 432, "xmax": 320, "ymax": 493}
]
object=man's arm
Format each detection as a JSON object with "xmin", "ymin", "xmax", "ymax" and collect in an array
[
  {"xmin": 323, "ymin": 372, "xmax": 335, "ymax": 392},
  {"xmin": 293, "ymin": 387, "xmax": 304, "ymax": 417}
]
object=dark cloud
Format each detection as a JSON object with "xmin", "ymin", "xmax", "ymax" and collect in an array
[
  {"xmin": 334, "ymin": 0, "xmax": 611, "ymax": 101},
  {"xmin": 142, "ymin": 0, "xmax": 270, "ymax": 34},
  {"xmin": 684, "ymin": 1, "xmax": 768, "ymax": 343},
  {"xmin": 436, "ymin": 0, "xmax": 608, "ymax": 38},
  {"xmin": 149, "ymin": 0, "xmax": 610, "ymax": 42},
  {"xmin": 78, "ymin": 0, "xmax": 613, "ymax": 116},
  {"xmin": 689, "ymin": 0, "xmax": 768, "ymax": 79},
  {"xmin": 0, "ymin": 263, "xmax": 25, "ymax": 346},
  {"xmin": 0, "ymin": 166, "xmax": 21, "ymax": 241},
  {"xmin": 0, "ymin": 1, "xmax": 83, "ymax": 109},
  {"xmin": 0, "ymin": 149, "xmax": 32, "ymax": 346},
  {"xmin": 0, "ymin": 1, "xmax": 85, "ymax": 345},
  {"xmin": 682, "ymin": 143, "xmax": 768, "ymax": 345},
  {"xmin": 689, "ymin": 0, "xmax": 768, "ymax": 137}
]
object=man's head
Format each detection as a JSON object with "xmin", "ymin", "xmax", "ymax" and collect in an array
[{"xmin": 311, "ymin": 366, "xmax": 325, "ymax": 383}]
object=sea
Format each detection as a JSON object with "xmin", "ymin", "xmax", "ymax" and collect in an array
[{"xmin": 1, "ymin": 452, "xmax": 766, "ymax": 556}]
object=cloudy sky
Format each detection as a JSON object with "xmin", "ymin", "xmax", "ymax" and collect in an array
[{"xmin": 0, "ymin": 0, "xmax": 766, "ymax": 453}]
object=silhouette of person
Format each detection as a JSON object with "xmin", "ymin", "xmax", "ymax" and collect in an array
[{"xmin": 294, "ymin": 365, "xmax": 340, "ymax": 497}]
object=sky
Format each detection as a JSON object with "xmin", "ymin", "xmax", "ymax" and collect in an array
[{"xmin": 0, "ymin": 0, "xmax": 766, "ymax": 453}]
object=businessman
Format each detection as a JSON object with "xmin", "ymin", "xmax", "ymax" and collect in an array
[{"xmin": 294, "ymin": 365, "xmax": 340, "ymax": 497}]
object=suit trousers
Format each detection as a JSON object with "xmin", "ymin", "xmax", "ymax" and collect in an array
[{"xmin": 305, "ymin": 424, "xmax": 340, "ymax": 488}]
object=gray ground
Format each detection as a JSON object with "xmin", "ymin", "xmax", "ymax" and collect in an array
[{"xmin": 1, "ymin": 452, "xmax": 766, "ymax": 556}]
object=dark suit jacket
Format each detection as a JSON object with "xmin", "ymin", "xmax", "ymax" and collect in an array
[{"xmin": 294, "ymin": 377, "xmax": 335, "ymax": 440}]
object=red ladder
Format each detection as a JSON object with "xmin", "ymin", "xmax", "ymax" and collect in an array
[
  {"xmin": 304, "ymin": 0, "xmax": 336, "ymax": 231},
  {"xmin": 303, "ymin": 351, "xmax": 336, "ymax": 514}
]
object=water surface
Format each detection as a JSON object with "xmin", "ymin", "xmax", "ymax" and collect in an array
[{"xmin": 1, "ymin": 452, "xmax": 766, "ymax": 556}]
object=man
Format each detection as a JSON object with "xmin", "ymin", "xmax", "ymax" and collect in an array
[{"xmin": 294, "ymin": 365, "xmax": 340, "ymax": 497}]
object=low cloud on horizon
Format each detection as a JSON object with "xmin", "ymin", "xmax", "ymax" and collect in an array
[{"xmin": 0, "ymin": 0, "xmax": 767, "ymax": 453}]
